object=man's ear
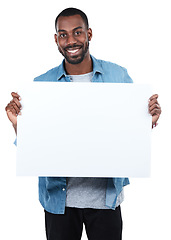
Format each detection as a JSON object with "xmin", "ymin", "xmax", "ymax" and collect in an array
[
  {"xmin": 87, "ymin": 28, "xmax": 92, "ymax": 41},
  {"xmin": 54, "ymin": 34, "xmax": 58, "ymax": 45}
]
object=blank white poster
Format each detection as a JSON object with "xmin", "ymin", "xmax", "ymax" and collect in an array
[{"xmin": 16, "ymin": 83, "xmax": 152, "ymax": 177}]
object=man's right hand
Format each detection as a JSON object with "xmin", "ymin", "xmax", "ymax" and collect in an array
[{"xmin": 5, "ymin": 92, "xmax": 22, "ymax": 134}]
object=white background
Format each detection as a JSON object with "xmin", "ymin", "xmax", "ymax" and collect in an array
[{"xmin": 0, "ymin": 0, "xmax": 170, "ymax": 239}]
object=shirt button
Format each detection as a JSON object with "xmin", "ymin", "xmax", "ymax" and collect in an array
[{"xmin": 62, "ymin": 188, "xmax": 65, "ymax": 191}]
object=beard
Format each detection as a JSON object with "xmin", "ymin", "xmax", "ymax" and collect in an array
[{"xmin": 58, "ymin": 41, "xmax": 89, "ymax": 65}]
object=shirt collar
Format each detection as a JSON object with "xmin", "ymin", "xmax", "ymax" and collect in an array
[
  {"xmin": 56, "ymin": 55, "xmax": 104, "ymax": 81},
  {"xmin": 56, "ymin": 59, "xmax": 67, "ymax": 80}
]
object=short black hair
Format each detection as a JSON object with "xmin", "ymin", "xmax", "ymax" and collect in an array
[{"xmin": 55, "ymin": 7, "xmax": 89, "ymax": 32}]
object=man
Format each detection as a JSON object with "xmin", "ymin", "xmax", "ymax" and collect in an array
[{"xmin": 5, "ymin": 7, "xmax": 161, "ymax": 240}]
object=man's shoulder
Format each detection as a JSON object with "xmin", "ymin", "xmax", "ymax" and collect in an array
[
  {"xmin": 95, "ymin": 57, "xmax": 128, "ymax": 73},
  {"xmin": 34, "ymin": 66, "xmax": 60, "ymax": 82},
  {"xmin": 93, "ymin": 56, "xmax": 133, "ymax": 83}
]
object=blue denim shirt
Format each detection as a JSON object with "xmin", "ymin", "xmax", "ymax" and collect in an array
[{"xmin": 31, "ymin": 55, "xmax": 133, "ymax": 214}]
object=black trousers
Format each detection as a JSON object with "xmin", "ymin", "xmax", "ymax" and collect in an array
[{"xmin": 45, "ymin": 206, "xmax": 122, "ymax": 240}]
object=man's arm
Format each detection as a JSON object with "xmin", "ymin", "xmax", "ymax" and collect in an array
[{"xmin": 5, "ymin": 92, "xmax": 22, "ymax": 135}]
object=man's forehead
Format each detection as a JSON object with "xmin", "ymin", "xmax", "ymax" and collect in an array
[{"xmin": 57, "ymin": 15, "xmax": 86, "ymax": 32}]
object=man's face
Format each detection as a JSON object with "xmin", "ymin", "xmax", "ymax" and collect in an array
[{"xmin": 55, "ymin": 15, "xmax": 92, "ymax": 65}]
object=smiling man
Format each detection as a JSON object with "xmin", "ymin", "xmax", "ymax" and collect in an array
[{"xmin": 5, "ymin": 7, "xmax": 161, "ymax": 240}]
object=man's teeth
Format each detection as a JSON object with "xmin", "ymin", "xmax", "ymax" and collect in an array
[{"xmin": 67, "ymin": 49, "xmax": 79, "ymax": 53}]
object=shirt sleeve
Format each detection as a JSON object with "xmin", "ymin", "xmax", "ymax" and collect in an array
[
  {"xmin": 14, "ymin": 138, "xmax": 17, "ymax": 146},
  {"xmin": 122, "ymin": 67, "xmax": 133, "ymax": 83}
]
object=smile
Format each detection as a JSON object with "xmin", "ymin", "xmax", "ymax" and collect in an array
[{"xmin": 66, "ymin": 47, "xmax": 82, "ymax": 55}]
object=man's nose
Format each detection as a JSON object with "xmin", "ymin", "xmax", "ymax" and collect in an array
[{"xmin": 66, "ymin": 33, "xmax": 77, "ymax": 46}]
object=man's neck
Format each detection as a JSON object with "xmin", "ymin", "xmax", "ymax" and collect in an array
[{"xmin": 64, "ymin": 53, "xmax": 93, "ymax": 75}]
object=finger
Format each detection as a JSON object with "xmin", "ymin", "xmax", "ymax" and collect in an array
[
  {"xmin": 6, "ymin": 102, "xmax": 20, "ymax": 115},
  {"xmin": 148, "ymin": 98, "xmax": 158, "ymax": 107},
  {"xmin": 149, "ymin": 103, "xmax": 161, "ymax": 112},
  {"xmin": 13, "ymin": 97, "xmax": 22, "ymax": 109},
  {"xmin": 6, "ymin": 106, "xmax": 17, "ymax": 116},
  {"xmin": 149, "ymin": 94, "xmax": 158, "ymax": 101},
  {"xmin": 12, "ymin": 102, "xmax": 21, "ymax": 114},
  {"xmin": 11, "ymin": 92, "xmax": 21, "ymax": 100},
  {"xmin": 10, "ymin": 102, "xmax": 21, "ymax": 115},
  {"xmin": 150, "ymin": 108, "xmax": 161, "ymax": 116}
]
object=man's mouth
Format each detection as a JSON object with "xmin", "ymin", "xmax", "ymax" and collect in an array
[
  {"xmin": 65, "ymin": 46, "xmax": 82, "ymax": 55},
  {"xmin": 67, "ymin": 49, "xmax": 80, "ymax": 54}
]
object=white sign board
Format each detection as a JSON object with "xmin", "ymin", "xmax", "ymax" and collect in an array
[{"xmin": 16, "ymin": 83, "xmax": 152, "ymax": 177}]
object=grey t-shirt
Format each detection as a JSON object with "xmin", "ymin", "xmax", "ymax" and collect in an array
[
  {"xmin": 65, "ymin": 72, "xmax": 124, "ymax": 209},
  {"xmin": 66, "ymin": 177, "xmax": 124, "ymax": 209}
]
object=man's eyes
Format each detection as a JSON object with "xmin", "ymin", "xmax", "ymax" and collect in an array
[{"xmin": 59, "ymin": 31, "xmax": 82, "ymax": 38}]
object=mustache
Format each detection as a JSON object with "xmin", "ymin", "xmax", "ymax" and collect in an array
[{"xmin": 64, "ymin": 44, "xmax": 83, "ymax": 51}]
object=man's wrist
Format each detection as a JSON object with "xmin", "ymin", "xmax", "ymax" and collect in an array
[{"xmin": 12, "ymin": 123, "xmax": 17, "ymax": 134}]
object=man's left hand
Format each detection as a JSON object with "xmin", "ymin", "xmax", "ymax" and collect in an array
[{"xmin": 148, "ymin": 94, "xmax": 161, "ymax": 126}]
